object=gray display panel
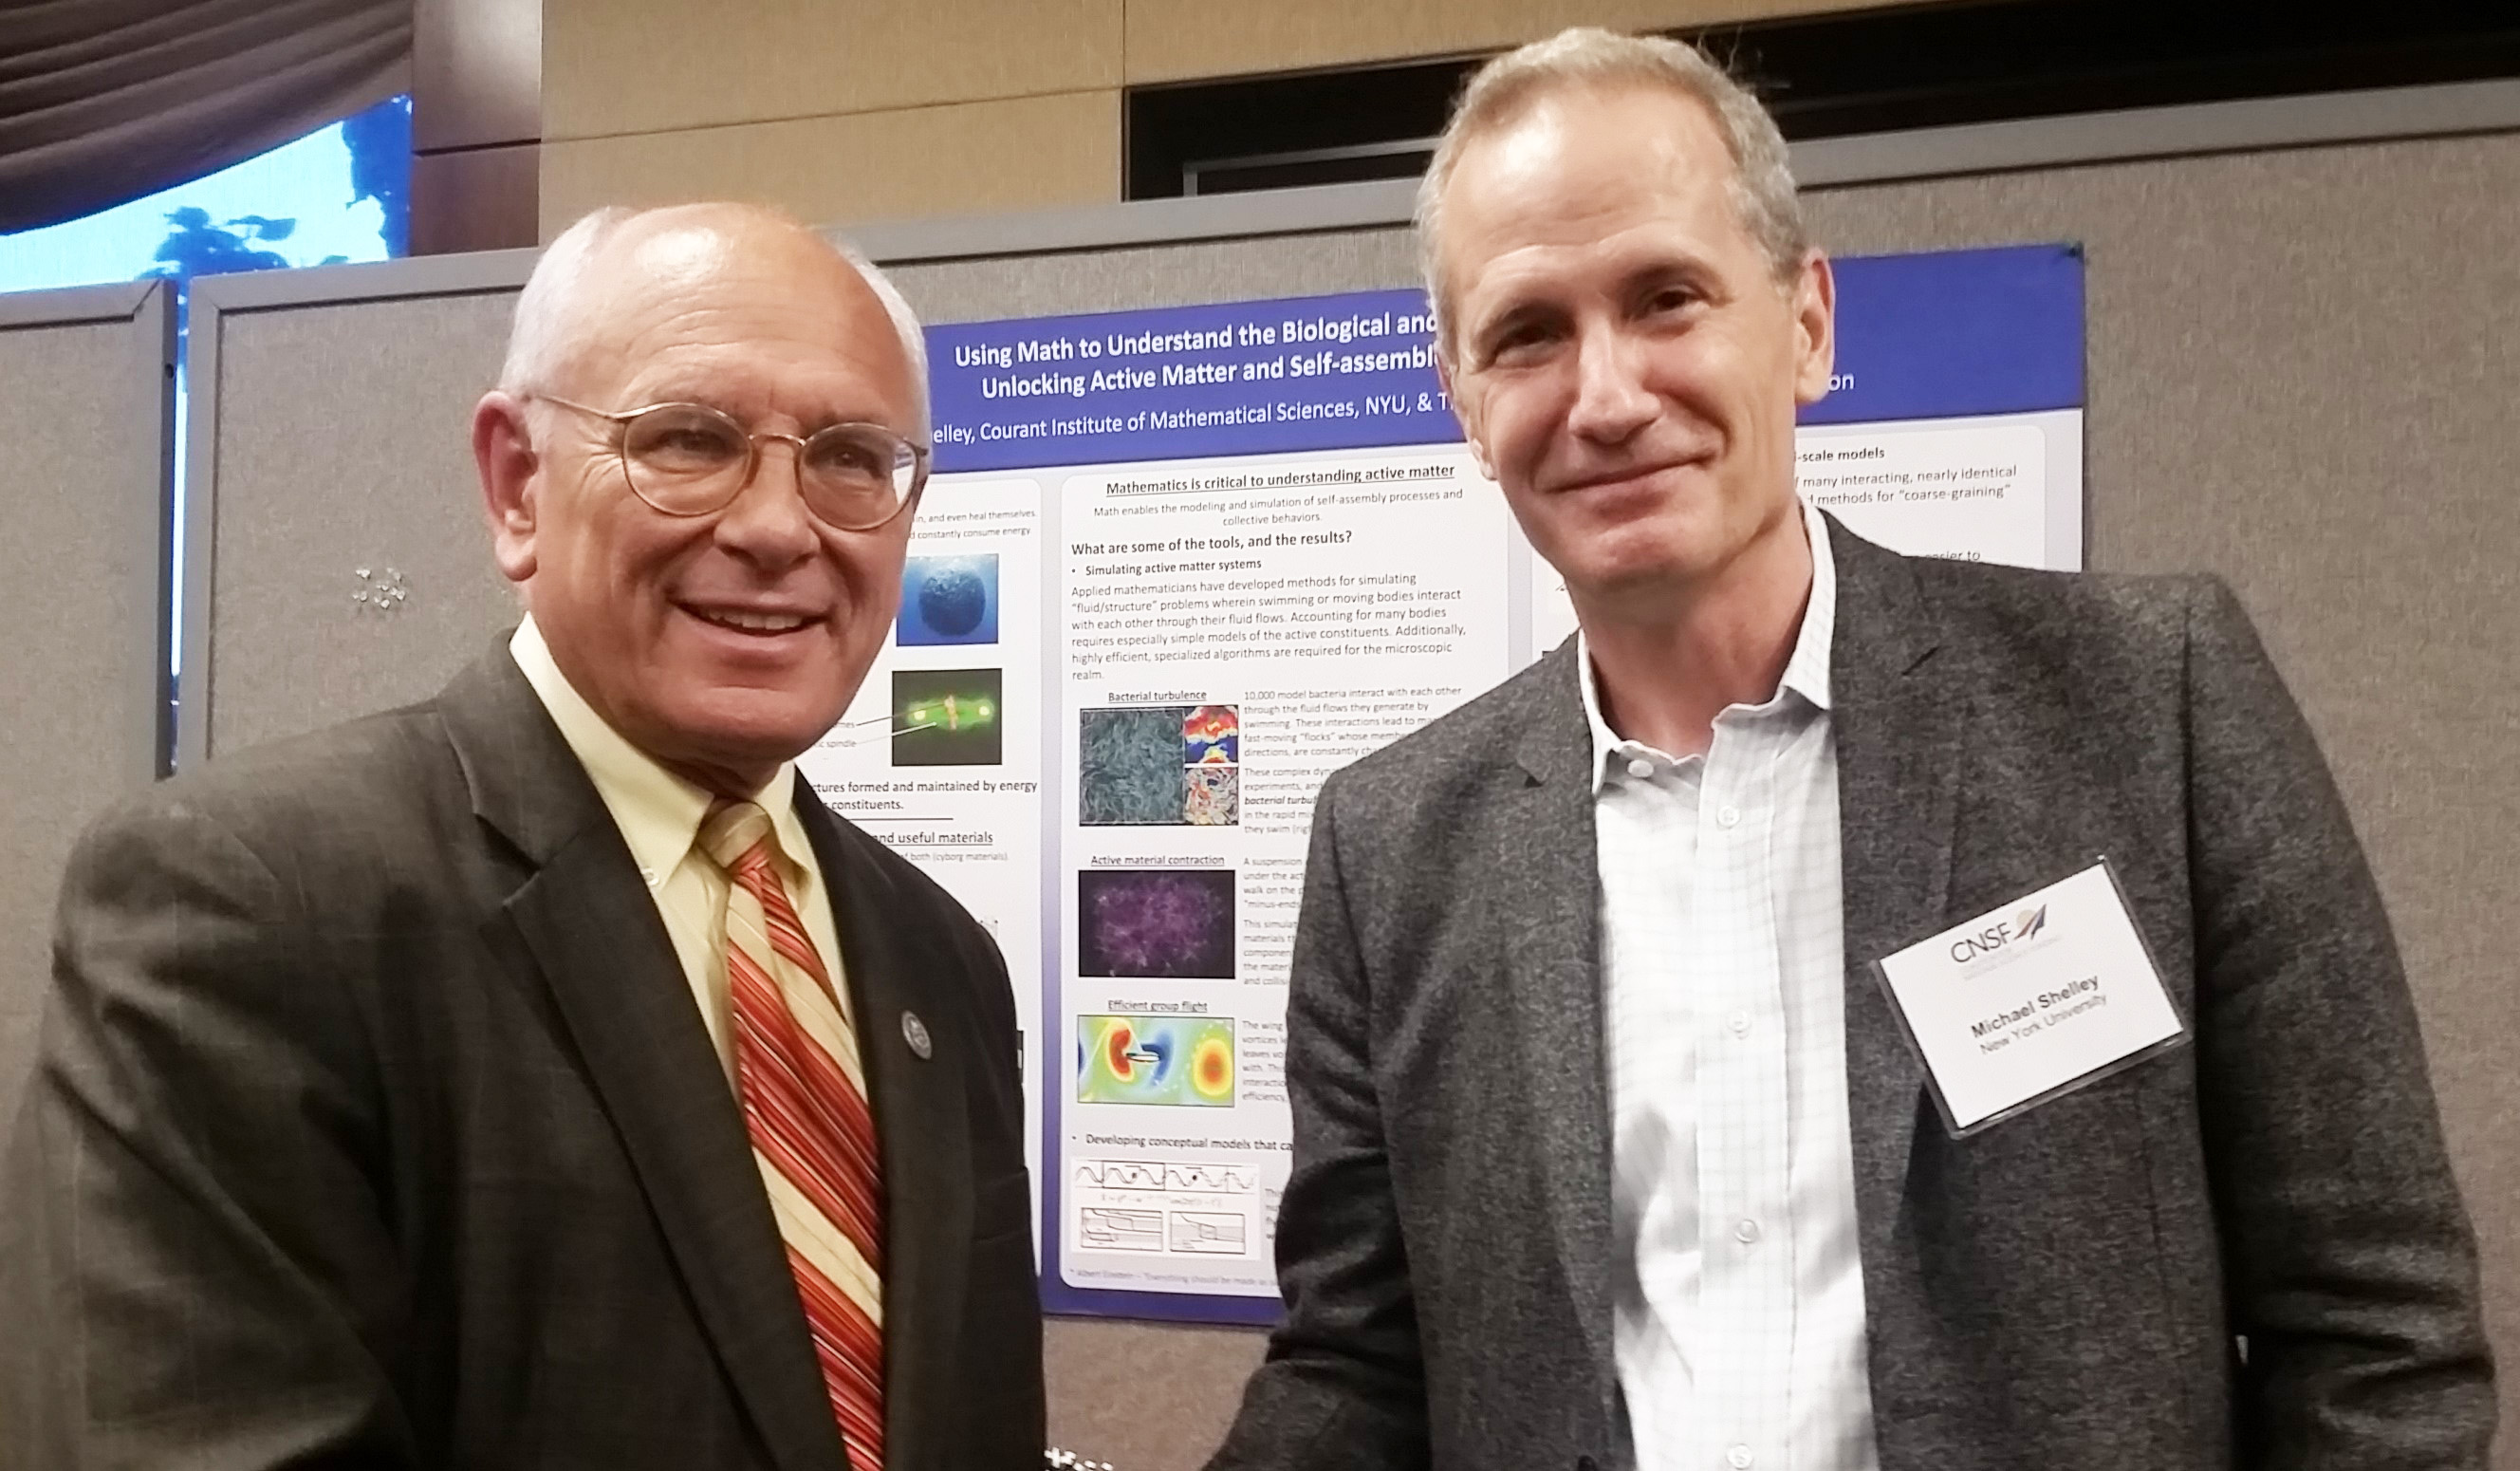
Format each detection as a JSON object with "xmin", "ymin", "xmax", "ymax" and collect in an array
[{"xmin": 0, "ymin": 279, "xmax": 174, "ymax": 1136}]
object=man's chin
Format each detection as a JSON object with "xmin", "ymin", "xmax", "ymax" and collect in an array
[
  {"xmin": 642, "ymin": 698, "xmax": 849, "ymax": 794},
  {"xmin": 1552, "ymin": 530, "xmax": 1709, "ymax": 595}
]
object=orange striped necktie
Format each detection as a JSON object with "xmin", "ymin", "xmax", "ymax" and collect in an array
[{"xmin": 700, "ymin": 800, "xmax": 886, "ymax": 1471}]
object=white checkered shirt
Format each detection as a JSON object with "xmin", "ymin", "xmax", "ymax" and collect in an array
[{"xmin": 1584, "ymin": 498, "xmax": 1880, "ymax": 1471}]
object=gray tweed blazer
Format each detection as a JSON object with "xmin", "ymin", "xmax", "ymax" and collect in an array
[{"xmin": 1211, "ymin": 516, "xmax": 2493, "ymax": 1471}]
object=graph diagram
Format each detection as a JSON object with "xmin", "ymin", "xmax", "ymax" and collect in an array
[
  {"xmin": 1076, "ymin": 1208, "xmax": 1164, "ymax": 1253},
  {"xmin": 1168, "ymin": 1212, "xmax": 1248, "ymax": 1255}
]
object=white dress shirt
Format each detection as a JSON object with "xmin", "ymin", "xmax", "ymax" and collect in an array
[{"xmin": 1586, "ymin": 499, "xmax": 1879, "ymax": 1471}]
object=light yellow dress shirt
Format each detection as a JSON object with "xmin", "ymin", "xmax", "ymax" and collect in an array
[{"xmin": 509, "ymin": 616, "xmax": 852, "ymax": 1084}]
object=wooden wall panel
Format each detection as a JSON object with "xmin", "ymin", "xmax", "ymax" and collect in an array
[
  {"xmin": 543, "ymin": 0, "xmax": 1123, "ymax": 140},
  {"xmin": 1121, "ymin": 0, "xmax": 1906, "ymax": 84},
  {"xmin": 414, "ymin": 0, "xmax": 542, "ymax": 253},
  {"xmin": 416, "ymin": 0, "xmax": 543, "ymax": 151},
  {"xmin": 532, "ymin": 0, "xmax": 1935, "ymax": 247},
  {"xmin": 413, "ymin": 143, "xmax": 542, "ymax": 253},
  {"xmin": 538, "ymin": 91, "xmax": 1121, "ymax": 238}
]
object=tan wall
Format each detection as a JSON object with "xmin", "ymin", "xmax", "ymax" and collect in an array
[
  {"xmin": 539, "ymin": 0, "xmax": 1925, "ymax": 237},
  {"xmin": 415, "ymin": 0, "xmax": 544, "ymax": 252}
]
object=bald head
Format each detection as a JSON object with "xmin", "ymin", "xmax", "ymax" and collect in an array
[
  {"xmin": 472, "ymin": 201, "xmax": 936, "ymax": 797},
  {"xmin": 503, "ymin": 203, "xmax": 930, "ymax": 438}
]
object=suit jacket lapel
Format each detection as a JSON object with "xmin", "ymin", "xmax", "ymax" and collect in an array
[
  {"xmin": 435, "ymin": 647, "xmax": 843, "ymax": 1471},
  {"xmin": 796, "ymin": 790, "xmax": 972, "ymax": 1471},
  {"xmin": 1503, "ymin": 643, "xmax": 1618, "ymax": 1390},
  {"xmin": 1825, "ymin": 518, "xmax": 1959, "ymax": 1260}
]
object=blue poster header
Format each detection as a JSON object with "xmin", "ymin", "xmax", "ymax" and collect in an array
[
  {"xmin": 923, "ymin": 244, "xmax": 2084, "ymax": 474},
  {"xmin": 926, "ymin": 288, "xmax": 1457, "ymax": 474},
  {"xmin": 1807, "ymin": 244, "xmax": 2084, "ymax": 427}
]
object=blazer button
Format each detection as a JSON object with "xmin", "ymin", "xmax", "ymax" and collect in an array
[{"xmin": 1575, "ymin": 1458, "xmax": 1598, "ymax": 1471}]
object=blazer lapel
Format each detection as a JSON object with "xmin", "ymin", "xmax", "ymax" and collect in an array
[
  {"xmin": 1825, "ymin": 519, "xmax": 1960, "ymax": 1258},
  {"xmin": 796, "ymin": 791, "xmax": 972, "ymax": 1471},
  {"xmin": 435, "ymin": 647, "xmax": 843, "ymax": 1471},
  {"xmin": 1501, "ymin": 644, "xmax": 1618, "ymax": 1391}
]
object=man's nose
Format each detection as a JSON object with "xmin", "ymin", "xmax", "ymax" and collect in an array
[
  {"xmin": 713, "ymin": 438, "xmax": 821, "ymax": 567},
  {"xmin": 1565, "ymin": 322, "xmax": 1656, "ymax": 445}
]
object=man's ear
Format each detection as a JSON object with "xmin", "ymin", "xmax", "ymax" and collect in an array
[
  {"xmin": 1790, "ymin": 251, "xmax": 1838, "ymax": 407},
  {"xmin": 1437, "ymin": 352, "xmax": 1496, "ymax": 481},
  {"xmin": 473, "ymin": 391, "xmax": 540, "ymax": 584}
]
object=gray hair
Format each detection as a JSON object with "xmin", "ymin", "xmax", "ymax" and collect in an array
[
  {"xmin": 500, "ymin": 204, "xmax": 931, "ymax": 440},
  {"xmin": 1415, "ymin": 27, "xmax": 1809, "ymax": 358}
]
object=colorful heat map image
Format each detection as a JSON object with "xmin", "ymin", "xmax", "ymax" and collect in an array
[
  {"xmin": 1185, "ymin": 764, "xmax": 1238, "ymax": 826},
  {"xmin": 892, "ymin": 667, "xmax": 1003, "ymax": 766},
  {"xmin": 1077, "ymin": 867, "xmax": 1234, "ymax": 978},
  {"xmin": 1185, "ymin": 704, "xmax": 1238, "ymax": 764},
  {"xmin": 1076, "ymin": 1015, "xmax": 1235, "ymax": 1107}
]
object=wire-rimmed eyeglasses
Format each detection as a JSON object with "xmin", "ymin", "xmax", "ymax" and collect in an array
[{"xmin": 532, "ymin": 394, "xmax": 930, "ymax": 531}]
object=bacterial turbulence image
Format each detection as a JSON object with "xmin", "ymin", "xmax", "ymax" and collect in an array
[{"xmin": 1079, "ymin": 703, "xmax": 1242, "ymax": 825}]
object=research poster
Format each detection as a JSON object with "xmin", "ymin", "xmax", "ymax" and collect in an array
[{"xmin": 806, "ymin": 244, "xmax": 2084, "ymax": 1323}]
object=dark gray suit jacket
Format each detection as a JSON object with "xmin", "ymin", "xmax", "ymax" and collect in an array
[
  {"xmin": 1212, "ymin": 519, "xmax": 2493, "ymax": 1470},
  {"xmin": 1, "ymin": 646, "xmax": 1044, "ymax": 1471}
]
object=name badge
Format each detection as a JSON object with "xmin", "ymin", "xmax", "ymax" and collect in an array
[{"xmin": 1874, "ymin": 860, "xmax": 2189, "ymax": 1136}]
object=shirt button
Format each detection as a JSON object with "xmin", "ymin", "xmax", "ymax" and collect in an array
[
  {"xmin": 1734, "ymin": 1218, "xmax": 1761, "ymax": 1245},
  {"xmin": 1717, "ymin": 805, "xmax": 1742, "ymax": 828},
  {"xmin": 1728, "ymin": 1446, "xmax": 1755, "ymax": 1470},
  {"xmin": 1730, "ymin": 1011, "xmax": 1752, "ymax": 1036},
  {"xmin": 1625, "ymin": 757, "xmax": 1655, "ymax": 780}
]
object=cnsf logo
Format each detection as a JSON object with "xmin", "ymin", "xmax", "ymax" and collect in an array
[{"xmin": 1949, "ymin": 903, "xmax": 2050, "ymax": 963}]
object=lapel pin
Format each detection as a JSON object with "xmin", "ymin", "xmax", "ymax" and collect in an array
[{"xmin": 901, "ymin": 1011, "xmax": 933, "ymax": 1060}]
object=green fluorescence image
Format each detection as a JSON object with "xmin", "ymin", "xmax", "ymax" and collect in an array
[
  {"xmin": 893, "ymin": 667, "xmax": 1004, "ymax": 767},
  {"xmin": 902, "ymin": 692, "xmax": 997, "ymax": 733}
]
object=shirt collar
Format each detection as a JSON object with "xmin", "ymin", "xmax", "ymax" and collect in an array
[
  {"xmin": 509, "ymin": 615, "xmax": 813, "ymax": 885},
  {"xmin": 1578, "ymin": 495, "xmax": 1839, "ymax": 794}
]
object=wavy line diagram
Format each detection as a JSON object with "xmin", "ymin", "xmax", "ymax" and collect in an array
[
  {"xmin": 1072, "ymin": 1159, "xmax": 1259, "ymax": 1194},
  {"xmin": 1166, "ymin": 1164, "xmax": 1257, "ymax": 1193},
  {"xmin": 1073, "ymin": 1159, "xmax": 1166, "ymax": 1191}
]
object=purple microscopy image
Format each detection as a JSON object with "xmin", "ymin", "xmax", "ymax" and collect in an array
[{"xmin": 1076, "ymin": 868, "xmax": 1235, "ymax": 979}]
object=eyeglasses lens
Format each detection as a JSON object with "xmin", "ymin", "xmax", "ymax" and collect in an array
[{"xmin": 619, "ymin": 404, "xmax": 913, "ymax": 529}]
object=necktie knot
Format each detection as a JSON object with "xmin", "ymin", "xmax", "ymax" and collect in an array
[{"xmin": 699, "ymin": 799, "xmax": 774, "ymax": 874}]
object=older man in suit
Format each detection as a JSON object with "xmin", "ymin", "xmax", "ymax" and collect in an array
[
  {"xmin": 1210, "ymin": 28, "xmax": 2493, "ymax": 1471},
  {"xmin": 2, "ymin": 203, "xmax": 1043, "ymax": 1470}
]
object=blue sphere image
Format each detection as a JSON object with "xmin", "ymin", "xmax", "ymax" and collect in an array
[
  {"xmin": 898, "ymin": 554, "xmax": 998, "ymax": 645},
  {"xmin": 917, "ymin": 565, "xmax": 990, "ymax": 638}
]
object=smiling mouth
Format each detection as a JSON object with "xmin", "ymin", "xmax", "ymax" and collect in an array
[
  {"xmin": 1555, "ymin": 466, "xmax": 1677, "ymax": 496},
  {"xmin": 686, "ymin": 605, "xmax": 820, "ymax": 635}
]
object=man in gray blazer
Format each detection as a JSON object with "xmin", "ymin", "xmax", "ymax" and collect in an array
[
  {"xmin": 1212, "ymin": 28, "xmax": 2492, "ymax": 1471},
  {"xmin": 2, "ymin": 204, "xmax": 1043, "ymax": 1469}
]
